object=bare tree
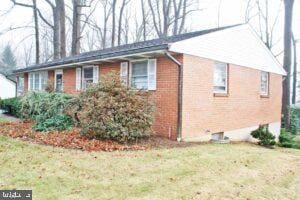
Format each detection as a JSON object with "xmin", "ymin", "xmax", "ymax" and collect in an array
[
  {"xmin": 111, "ymin": 0, "xmax": 117, "ymax": 47},
  {"xmin": 117, "ymin": 0, "xmax": 130, "ymax": 46},
  {"xmin": 148, "ymin": 0, "xmax": 195, "ymax": 37},
  {"xmin": 245, "ymin": 0, "xmax": 283, "ymax": 50},
  {"xmin": 59, "ymin": 0, "xmax": 66, "ymax": 58},
  {"xmin": 71, "ymin": 0, "xmax": 82, "ymax": 55},
  {"xmin": 141, "ymin": 0, "xmax": 147, "ymax": 40},
  {"xmin": 282, "ymin": 0, "xmax": 294, "ymax": 128},
  {"xmin": 9, "ymin": 0, "xmax": 40, "ymax": 64}
]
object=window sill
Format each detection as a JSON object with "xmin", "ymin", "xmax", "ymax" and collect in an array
[
  {"xmin": 213, "ymin": 93, "xmax": 229, "ymax": 97},
  {"xmin": 260, "ymin": 95, "xmax": 269, "ymax": 98}
]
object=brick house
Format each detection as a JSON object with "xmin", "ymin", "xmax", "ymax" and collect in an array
[{"xmin": 14, "ymin": 24, "xmax": 286, "ymax": 142}]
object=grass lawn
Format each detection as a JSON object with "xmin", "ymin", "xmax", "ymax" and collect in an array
[
  {"xmin": 0, "ymin": 117, "xmax": 8, "ymax": 122},
  {"xmin": 0, "ymin": 136, "xmax": 299, "ymax": 200}
]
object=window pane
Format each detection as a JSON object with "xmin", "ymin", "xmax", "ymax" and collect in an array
[
  {"xmin": 34, "ymin": 73, "xmax": 40, "ymax": 90},
  {"xmin": 214, "ymin": 62, "xmax": 227, "ymax": 93},
  {"xmin": 83, "ymin": 67, "xmax": 94, "ymax": 90},
  {"xmin": 29, "ymin": 74, "xmax": 34, "ymax": 91},
  {"xmin": 56, "ymin": 74, "xmax": 63, "ymax": 92},
  {"xmin": 84, "ymin": 68, "xmax": 93, "ymax": 79},
  {"xmin": 41, "ymin": 72, "xmax": 48, "ymax": 90},
  {"xmin": 131, "ymin": 61, "xmax": 148, "ymax": 89},
  {"xmin": 261, "ymin": 72, "xmax": 268, "ymax": 95}
]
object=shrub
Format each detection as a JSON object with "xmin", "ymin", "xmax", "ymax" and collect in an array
[
  {"xmin": 0, "ymin": 97, "xmax": 21, "ymax": 117},
  {"xmin": 33, "ymin": 115, "xmax": 73, "ymax": 132},
  {"xmin": 45, "ymin": 80, "xmax": 55, "ymax": 93},
  {"xmin": 20, "ymin": 92, "xmax": 73, "ymax": 131},
  {"xmin": 289, "ymin": 107, "xmax": 299, "ymax": 135},
  {"xmin": 251, "ymin": 126, "xmax": 276, "ymax": 147},
  {"xmin": 67, "ymin": 72, "xmax": 155, "ymax": 142},
  {"xmin": 279, "ymin": 128, "xmax": 300, "ymax": 149}
]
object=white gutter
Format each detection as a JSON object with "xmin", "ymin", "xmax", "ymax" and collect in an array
[{"xmin": 15, "ymin": 50, "xmax": 167, "ymax": 74}]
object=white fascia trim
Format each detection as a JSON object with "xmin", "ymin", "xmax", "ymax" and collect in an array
[{"xmin": 20, "ymin": 50, "xmax": 166, "ymax": 73}]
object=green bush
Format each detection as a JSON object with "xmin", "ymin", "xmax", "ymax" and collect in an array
[
  {"xmin": 289, "ymin": 108, "xmax": 298, "ymax": 135},
  {"xmin": 251, "ymin": 126, "xmax": 276, "ymax": 147},
  {"xmin": 33, "ymin": 115, "xmax": 73, "ymax": 132},
  {"xmin": 279, "ymin": 128, "xmax": 300, "ymax": 149},
  {"xmin": 21, "ymin": 92, "xmax": 73, "ymax": 131},
  {"xmin": 67, "ymin": 72, "xmax": 155, "ymax": 143},
  {"xmin": 0, "ymin": 97, "xmax": 21, "ymax": 117}
]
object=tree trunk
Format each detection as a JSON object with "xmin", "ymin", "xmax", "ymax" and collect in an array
[
  {"xmin": 111, "ymin": 0, "xmax": 117, "ymax": 47},
  {"xmin": 53, "ymin": 4, "xmax": 61, "ymax": 59},
  {"xmin": 59, "ymin": 0, "xmax": 66, "ymax": 58},
  {"xmin": 282, "ymin": 0, "xmax": 294, "ymax": 128},
  {"xmin": 178, "ymin": 0, "xmax": 187, "ymax": 34},
  {"xmin": 141, "ymin": 0, "xmax": 147, "ymax": 40},
  {"xmin": 292, "ymin": 33, "xmax": 297, "ymax": 104},
  {"xmin": 117, "ymin": 0, "xmax": 126, "ymax": 46},
  {"xmin": 71, "ymin": 0, "xmax": 82, "ymax": 55},
  {"xmin": 32, "ymin": 0, "xmax": 40, "ymax": 64}
]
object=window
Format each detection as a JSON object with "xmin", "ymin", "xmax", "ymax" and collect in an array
[
  {"xmin": 260, "ymin": 71, "xmax": 269, "ymax": 96},
  {"xmin": 130, "ymin": 59, "xmax": 156, "ymax": 90},
  {"xmin": 17, "ymin": 76, "xmax": 24, "ymax": 96},
  {"xmin": 82, "ymin": 66, "xmax": 98, "ymax": 90},
  {"xmin": 55, "ymin": 69, "xmax": 63, "ymax": 92},
  {"xmin": 28, "ymin": 71, "xmax": 48, "ymax": 91},
  {"xmin": 131, "ymin": 61, "xmax": 148, "ymax": 89},
  {"xmin": 213, "ymin": 62, "xmax": 228, "ymax": 93}
]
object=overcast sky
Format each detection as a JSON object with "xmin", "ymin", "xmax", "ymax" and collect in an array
[{"xmin": 0, "ymin": 0, "xmax": 299, "ymax": 65}]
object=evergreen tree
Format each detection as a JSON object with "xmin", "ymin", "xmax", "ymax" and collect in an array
[{"xmin": 0, "ymin": 45, "xmax": 17, "ymax": 75}]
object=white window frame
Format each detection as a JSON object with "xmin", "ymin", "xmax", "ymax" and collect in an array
[
  {"xmin": 130, "ymin": 59, "xmax": 149, "ymax": 90},
  {"xmin": 213, "ymin": 62, "xmax": 228, "ymax": 94},
  {"xmin": 82, "ymin": 65, "xmax": 95, "ymax": 90},
  {"xmin": 28, "ymin": 71, "xmax": 48, "ymax": 91},
  {"xmin": 260, "ymin": 71, "xmax": 269, "ymax": 96},
  {"xmin": 54, "ymin": 69, "xmax": 63, "ymax": 92},
  {"xmin": 17, "ymin": 76, "xmax": 24, "ymax": 96}
]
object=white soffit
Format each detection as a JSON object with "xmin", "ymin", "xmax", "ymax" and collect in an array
[{"xmin": 169, "ymin": 24, "xmax": 286, "ymax": 75}]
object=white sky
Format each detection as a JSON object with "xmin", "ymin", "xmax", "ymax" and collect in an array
[{"xmin": 0, "ymin": 0, "xmax": 299, "ymax": 65}]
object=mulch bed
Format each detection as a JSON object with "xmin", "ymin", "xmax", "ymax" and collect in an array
[{"xmin": 0, "ymin": 121, "xmax": 197, "ymax": 151}]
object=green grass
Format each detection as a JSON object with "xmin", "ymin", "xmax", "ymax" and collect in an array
[
  {"xmin": 0, "ymin": 136, "xmax": 299, "ymax": 200},
  {"xmin": 0, "ymin": 117, "xmax": 8, "ymax": 122}
]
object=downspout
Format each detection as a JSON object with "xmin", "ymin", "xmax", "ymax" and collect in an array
[{"xmin": 164, "ymin": 52, "xmax": 183, "ymax": 142}]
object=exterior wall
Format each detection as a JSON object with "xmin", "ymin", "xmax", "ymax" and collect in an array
[
  {"xmin": 21, "ymin": 55, "xmax": 181, "ymax": 139},
  {"xmin": 182, "ymin": 54, "xmax": 283, "ymax": 141},
  {"xmin": 0, "ymin": 74, "xmax": 16, "ymax": 99},
  {"xmin": 62, "ymin": 68, "xmax": 77, "ymax": 94}
]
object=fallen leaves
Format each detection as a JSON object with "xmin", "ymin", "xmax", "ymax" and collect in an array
[{"xmin": 0, "ymin": 121, "xmax": 148, "ymax": 151}]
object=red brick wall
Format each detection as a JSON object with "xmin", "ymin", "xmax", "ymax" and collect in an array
[
  {"xmin": 62, "ymin": 68, "xmax": 78, "ymax": 94},
  {"xmin": 182, "ymin": 54, "xmax": 283, "ymax": 139},
  {"xmin": 97, "ymin": 57, "xmax": 181, "ymax": 139},
  {"xmin": 24, "ymin": 73, "xmax": 28, "ymax": 92},
  {"xmin": 22, "ymin": 56, "xmax": 181, "ymax": 139}
]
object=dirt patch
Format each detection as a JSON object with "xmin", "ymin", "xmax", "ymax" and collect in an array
[{"xmin": 0, "ymin": 121, "xmax": 199, "ymax": 151}]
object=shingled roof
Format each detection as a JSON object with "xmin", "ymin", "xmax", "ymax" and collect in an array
[{"xmin": 14, "ymin": 24, "xmax": 242, "ymax": 73}]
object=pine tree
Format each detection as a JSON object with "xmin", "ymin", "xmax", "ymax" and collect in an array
[{"xmin": 0, "ymin": 45, "xmax": 17, "ymax": 74}]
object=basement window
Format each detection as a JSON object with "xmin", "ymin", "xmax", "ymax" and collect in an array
[{"xmin": 211, "ymin": 132, "xmax": 224, "ymax": 141}]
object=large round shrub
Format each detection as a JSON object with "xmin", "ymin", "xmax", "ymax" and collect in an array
[{"xmin": 67, "ymin": 72, "xmax": 155, "ymax": 142}]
